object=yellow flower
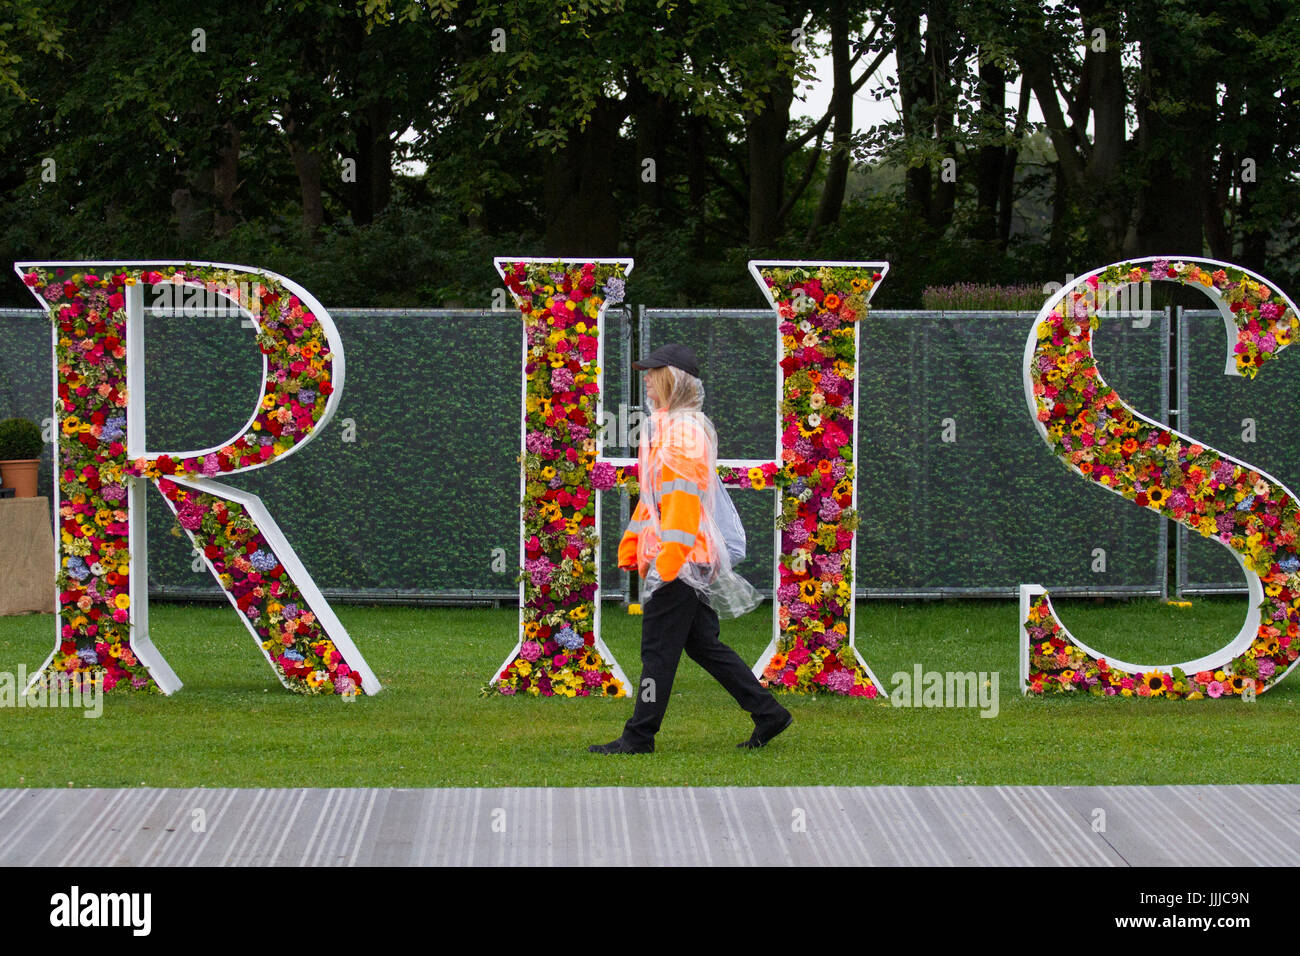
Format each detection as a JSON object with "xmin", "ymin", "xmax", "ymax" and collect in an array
[
  {"xmin": 515, "ymin": 659, "xmax": 532, "ymax": 677},
  {"xmin": 113, "ymin": 593, "xmax": 130, "ymax": 610},
  {"xmin": 628, "ymin": 604, "xmax": 642, "ymax": 615}
]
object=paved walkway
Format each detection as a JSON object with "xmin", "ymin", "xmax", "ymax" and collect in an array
[{"xmin": 1, "ymin": 785, "xmax": 1295, "ymax": 866}]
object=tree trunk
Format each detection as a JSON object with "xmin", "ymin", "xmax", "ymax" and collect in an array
[
  {"xmin": 543, "ymin": 99, "xmax": 624, "ymax": 255},
  {"xmin": 630, "ymin": 74, "xmax": 672, "ymax": 211},
  {"xmin": 973, "ymin": 55, "xmax": 1005, "ymax": 242},
  {"xmin": 286, "ymin": 120, "xmax": 325, "ymax": 240},
  {"xmin": 807, "ymin": 0, "xmax": 853, "ymax": 240},
  {"xmin": 895, "ymin": 8, "xmax": 932, "ymax": 221},
  {"xmin": 746, "ymin": 78, "xmax": 793, "ymax": 247},
  {"xmin": 213, "ymin": 121, "xmax": 240, "ymax": 238},
  {"xmin": 1132, "ymin": 43, "xmax": 1210, "ymax": 256}
]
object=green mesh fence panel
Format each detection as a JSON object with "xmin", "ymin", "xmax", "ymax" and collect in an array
[
  {"xmin": 641, "ymin": 308, "xmax": 1170, "ymax": 597},
  {"xmin": 1177, "ymin": 309, "xmax": 1300, "ymax": 594},
  {"xmin": 1, "ymin": 305, "xmax": 1168, "ymax": 600}
]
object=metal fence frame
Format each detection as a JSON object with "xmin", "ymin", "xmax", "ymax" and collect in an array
[
  {"xmin": 2, "ymin": 303, "xmax": 1181, "ymax": 603},
  {"xmin": 640, "ymin": 306, "xmax": 1171, "ymax": 600}
]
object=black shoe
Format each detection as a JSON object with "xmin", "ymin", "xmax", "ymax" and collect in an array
[
  {"xmin": 588, "ymin": 738, "xmax": 653, "ymax": 755},
  {"xmin": 737, "ymin": 710, "xmax": 793, "ymax": 749}
]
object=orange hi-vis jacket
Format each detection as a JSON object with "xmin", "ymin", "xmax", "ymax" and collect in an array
[{"xmin": 617, "ymin": 413, "xmax": 715, "ymax": 582}]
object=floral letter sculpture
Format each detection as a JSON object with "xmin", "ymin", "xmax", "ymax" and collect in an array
[
  {"xmin": 1022, "ymin": 257, "xmax": 1300, "ymax": 699},
  {"xmin": 16, "ymin": 261, "xmax": 379, "ymax": 697}
]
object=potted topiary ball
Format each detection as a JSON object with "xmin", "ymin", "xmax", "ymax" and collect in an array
[{"xmin": 0, "ymin": 417, "xmax": 45, "ymax": 498}]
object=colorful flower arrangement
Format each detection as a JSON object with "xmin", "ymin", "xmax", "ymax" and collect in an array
[
  {"xmin": 491, "ymin": 260, "xmax": 630, "ymax": 698},
  {"xmin": 755, "ymin": 265, "xmax": 881, "ymax": 697},
  {"xmin": 718, "ymin": 463, "xmax": 779, "ymax": 489},
  {"xmin": 156, "ymin": 479, "xmax": 361, "ymax": 694},
  {"xmin": 1026, "ymin": 259, "xmax": 1300, "ymax": 697},
  {"xmin": 21, "ymin": 264, "xmax": 337, "ymax": 693}
]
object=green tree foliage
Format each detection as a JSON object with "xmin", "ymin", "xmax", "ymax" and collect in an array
[{"xmin": 1, "ymin": 0, "xmax": 1297, "ymax": 307}]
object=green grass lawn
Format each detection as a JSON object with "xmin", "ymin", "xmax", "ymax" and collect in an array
[{"xmin": 1, "ymin": 597, "xmax": 1295, "ymax": 788}]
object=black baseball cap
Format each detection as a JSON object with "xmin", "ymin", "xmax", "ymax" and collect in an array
[{"xmin": 632, "ymin": 343, "xmax": 700, "ymax": 378}]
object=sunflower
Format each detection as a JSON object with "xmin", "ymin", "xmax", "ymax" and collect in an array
[
  {"xmin": 602, "ymin": 679, "xmax": 622, "ymax": 697},
  {"xmin": 798, "ymin": 580, "xmax": 819, "ymax": 603},
  {"xmin": 1147, "ymin": 486, "xmax": 1169, "ymax": 506}
]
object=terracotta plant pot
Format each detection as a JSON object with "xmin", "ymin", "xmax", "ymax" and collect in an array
[{"xmin": 0, "ymin": 459, "xmax": 40, "ymax": 498}]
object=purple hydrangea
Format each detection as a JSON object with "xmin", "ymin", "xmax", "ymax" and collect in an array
[
  {"xmin": 66, "ymin": 556, "xmax": 90, "ymax": 581},
  {"xmin": 555, "ymin": 626, "xmax": 584, "ymax": 651},
  {"xmin": 777, "ymin": 583, "xmax": 799, "ymax": 604},
  {"xmin": 818, "ymin": 498, "xmax": 842, "ymax": 522},
  {"xmin": 591, "ymin": 461, "xmax": 616, "ymax": 490},
  {"xmin": 77, "ymin": 647, "xmax": 98, "ymax": 665},
  {"xmin": 1259, "ymin": 659, "xmax": 1276, "ymax": 679},
  {"xmin": 525, "ymin": 431, "xmax": 553, "ymax": 455},
  {"xmin": 814, "ymin": 554, "xmax": 839, "ymax": 577},
  {"xmin": 603, "ymin": 278, "xmax": 626, "ymax": 304},
  {"xmin": 249, "ymin": 550, "xmax": 279, "ymax": 572},
  {"xmin": 524, "ymin": 557, "xmax": 553, "ymax": 587},
  {"xmin": 282, "ymin": 603, "xmax": 300, "ymax": 620},
  {"xmin": 551, "ymin": 367, "xmax": 575, "ymax": 392},
  {"xmin": 823, "ymin": 669, "xmax": 855, "ymax": 694},
  {"xmin": 100, "ymin": 416, "xmax": 126, "ymax": 441},
  {"xmin": 100, "ymin": 482, "xmax": 126, "ymax": 502},
  {"xmin": 283, "ymin": 650, "xmax": 304, "ymax": 661}
]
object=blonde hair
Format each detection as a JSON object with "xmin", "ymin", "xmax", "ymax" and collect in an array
[{"xmin": 644, "ymin": 364, "xmax": 703, "ymax": 413}]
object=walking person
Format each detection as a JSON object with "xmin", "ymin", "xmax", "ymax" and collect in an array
[{"xmin": 589, "ymin": 344, "xmax": 793, "ymax": 754}]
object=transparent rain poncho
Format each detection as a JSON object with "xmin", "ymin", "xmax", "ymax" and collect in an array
[{"xmin": 634, "ymin": 366, "xmax": 763, "ymax": 619}]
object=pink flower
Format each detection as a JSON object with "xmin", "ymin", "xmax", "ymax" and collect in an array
[
  {"xmin": 1207, "ymin": 681, "xmax": 1223, "ymax": 698},
  {"xmin": 519, "ymin": 641, "xmax": 541, "ymax": 662}
]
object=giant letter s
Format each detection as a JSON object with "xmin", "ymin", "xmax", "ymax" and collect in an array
[{"xmin": 1022, "ymin": 257, "xmax": 1299, "ymax": 698}]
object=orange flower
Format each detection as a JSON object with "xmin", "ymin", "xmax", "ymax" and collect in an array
[
  {"xmin": 1080, "ymin": 461, "xmax": 1094, "ymax": 474},
  {"xmin": 1122, "ymin": 438, "xmax": 1138, "ymax": 453},
  {"xmin": 823, "ymin": 293, "xmax": 841, "ymax": 310}
]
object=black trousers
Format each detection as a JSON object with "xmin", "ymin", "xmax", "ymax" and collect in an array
[{"xmin": 622, "ymin": 576, "xmax": 787, "ymax": 747}]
